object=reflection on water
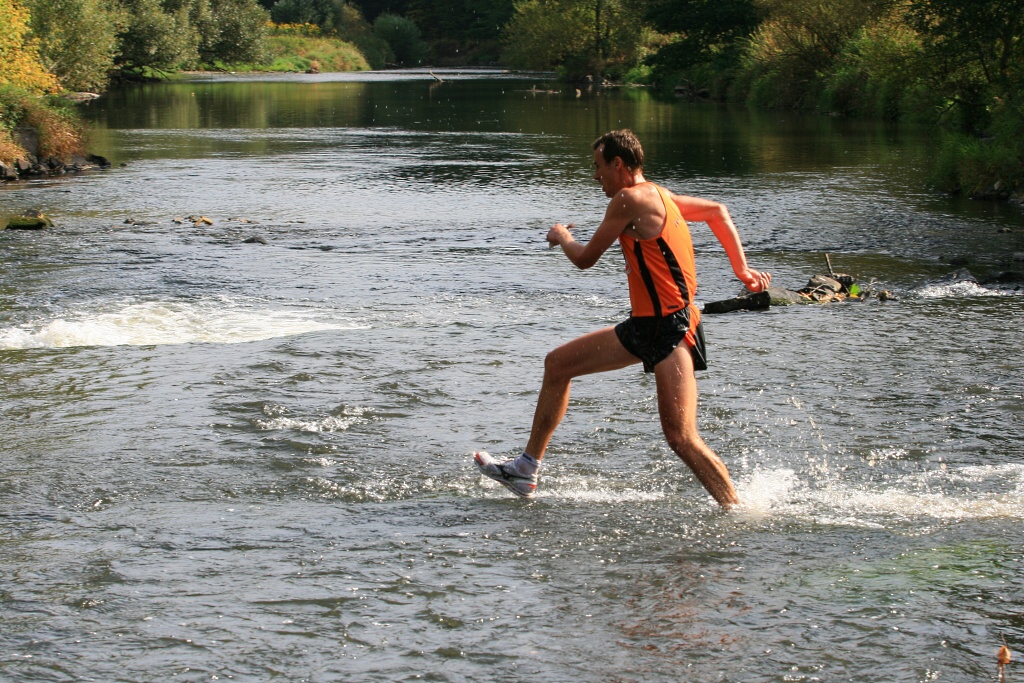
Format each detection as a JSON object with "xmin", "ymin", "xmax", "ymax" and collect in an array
[{"xmin": 2, "ymin": 72, "xmax": 1023, "ymax": 682}]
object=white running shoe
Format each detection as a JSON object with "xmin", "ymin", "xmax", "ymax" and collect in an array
[{"xmin": 474, "ymin": 451, "xmax": 538, "ymax": 499}]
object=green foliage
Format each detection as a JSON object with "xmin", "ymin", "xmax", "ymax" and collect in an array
[
  {"xmin": 24, "ymin": 0, "xmax": 122, "ymax": 92},
  {"xmin": 738, "ymin": 0, "xmax": 893, "ymax": 109},
  {"xmin": 114, "ymin": 0, "xmax": 268, "ymax": 72},
  {"xmin": 270, "ymin": 1, "xmax": 391, "ymax": 68},
  {"xmin": 405, "ymin": 0, "xmax": 514, "ymax": 64},
  {"xmin": 906, "ymin": 0, "xmax": 1024, "ymax": 133},
  {"xmin": 643, "ymin": 0, "xmax": 761, "ymax": 88},
  {"xmin": 262, "ymin": 32, "xmax": 370, "ymax": 70},
  {"xmin": 819, "ymin": 11, "xmax": 931, "ymax": 118},
  {"xmin": 116, "ymin": 0, "xmax": 201, "ymax": 70},
  {"xmin": 0, "ymin": 0, "xmax": 59, "ymax": 93},
  {"xmin": 198, "ymin": 0, "xmax": 270, "ymax": 64},
  {"xmin": 930, "ymin": 95, "xmax": 1024, "ymax": 197},
  {"xmin": 503, "ymin": 0, "xmax": 651, "ymax": 79},
  {"xmin": 373, "ymin": 13, "xmax": 427, "ymax": 65}
]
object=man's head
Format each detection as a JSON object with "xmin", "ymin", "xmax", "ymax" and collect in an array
[
  {"xmin": 592, "ymin": 129, "xmax": 644, "ymax": 197},
  {"xmin": 592, "ymin": 129, "xmax": 644, "ymax": 172}
]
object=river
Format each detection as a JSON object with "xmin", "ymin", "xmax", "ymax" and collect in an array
[{"xmin": 2, "ymin": 69, "xmax": 1023, "ymax": 682}]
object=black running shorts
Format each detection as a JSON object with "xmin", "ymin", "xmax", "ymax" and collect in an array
[{"xmin": 614, "ymin": 307, "xmax": 708, "ymax": 374}]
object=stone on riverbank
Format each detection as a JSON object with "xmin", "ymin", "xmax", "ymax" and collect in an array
[{"xmin": 0, "ymin": 153, "xmax": 111, "ymax": 183}]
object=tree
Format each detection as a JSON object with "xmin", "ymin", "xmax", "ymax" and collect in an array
[
  {"xmin": 907, "ymin": 0, "xmax": 1023, "ymax": 130},
  {"xmin": 503, "ymin": 0, "xmax": 649, "ymax": 78},
  {"xmin": 116, "ymin": 0, "xmax": 201, "ymax": 70},
  {"xmin": 643, "ymin": 0, "xmax": 761, "ymax": 81},
  {"xmin": 373, "ymin": 12, "xmax": 427, "ymax": 65},
  {"xmin": 0, "ymin": 0, "xmax": 59, "ymax": 93},
  {"xmin": 25, "ymin": 0, "xmax": 122, "ymax": 92},
  {"xmin": 738, "ymin": 0, "xmax": 895, "ymax": 108},
  {"xmin": 198, "ymin": 0, "xmax": 269, "ymax": 64}
]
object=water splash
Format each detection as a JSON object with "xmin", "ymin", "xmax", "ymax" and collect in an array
[
  {"xmin": 0, "ymin": 298, "xmax": 365, "ymax": 349},
  {"xmin": 916, "ymin": 280, "xmax": 1022, "ymax": 299},
  {"xmin": 735, "ymin": 464, "xmax": 1024, "ymax": 525},
  {"xmin": 254, "ymin": 405, "xmax": 369, "ymax": 433}
]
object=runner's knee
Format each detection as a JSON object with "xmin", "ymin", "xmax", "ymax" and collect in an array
[
  {"xmin": 661, "ymin": 421, "xmax": 702, "ymax": 457},
  {"xmin": 543, "ymin": 347, "xmax": 575, "ymax": 383}
]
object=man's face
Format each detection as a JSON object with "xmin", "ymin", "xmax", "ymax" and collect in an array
[{"xmin": 592, "ymin": 146, "xmax": 621, "ymax": 198}]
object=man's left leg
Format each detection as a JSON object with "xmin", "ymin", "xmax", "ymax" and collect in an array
[
  {"xmin": 653, "ymin": 345, "xmax": 739, "ymax": 508},
  {"xmin": 475, "ymin": 326, "xmax": 638, "ymax": 498}
]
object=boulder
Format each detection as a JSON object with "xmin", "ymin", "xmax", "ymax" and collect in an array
[
  {"xmin": 13, "ymin": 126, "xmax": 39, "ymax": 157},
  {"xmin": 766, "ymin": 286, "xmax": 805, "ymax": 305},
  {"xmin": 86, "ymin": 154, "xmax": 111, "ymax": 168}
]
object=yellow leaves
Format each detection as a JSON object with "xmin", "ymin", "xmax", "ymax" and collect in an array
[
  {"xmin": 0, "ymin": 0, "xmax": 59, "ymax": 94},
  {"xmin": 999, "ymin": 637, "xmax": 1012, "ymax": 683}
]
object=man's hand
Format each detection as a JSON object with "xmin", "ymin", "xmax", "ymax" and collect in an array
[
  {"xmin": 547, "ymin": 223, "xmax": 574, "ymax": 248},
  {"xmin": 738, "ymin": 268, "xmax": 772, "ymax": 292}
]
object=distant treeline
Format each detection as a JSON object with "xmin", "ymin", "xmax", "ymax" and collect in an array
[{"xmin": 1, "ymin": 0, "xmax": 1022, "ymax": 197}]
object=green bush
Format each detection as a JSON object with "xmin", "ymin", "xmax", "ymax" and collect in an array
[
  {"xmin": 819, "ymin": 14, "xmax": 930, "ymax": 119},
  {"xmin": 503, "ymin": 0, "xmax": 650, "ymax": 79},
  {"xmin": 116, "ymin": 0, "xmax": 200, "ymax": 71},
  {"xmin": 373, "ymin": 13, "xmax": 427, "ymax": 66},
  {"xmin": 25, "ymin": 0, "xmax": 122, "ymax": 92},
  {"xmin": 198, "ymin": 0, "xmax": 269, "ymax": 65},
  {"xmin": 930, "ymin": 96, "xmax": 1024, "ymax": 196},
  {"xmin": 263, "ymin": 33, "xmax": 369, "ymax": 71}
]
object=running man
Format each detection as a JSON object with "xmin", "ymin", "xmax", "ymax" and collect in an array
[{"xmin": 474, "ymin": 129, "xmax": 770, "ymax": 508}]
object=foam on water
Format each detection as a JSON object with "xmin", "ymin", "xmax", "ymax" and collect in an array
[
  {"xmin": 0, "ymin": 298, "xmax": 365, "ymax": 349},
  {"xmin": 255, "ymin": 405, "xmax": 369, "ymax": 433},
  {"xmin": 916, "ymin": 280, "xmax": 1022, "ymax": 298},
  {"xmin": 735, "ymin": 464, "xmax": 1024, "ymax": 525}
]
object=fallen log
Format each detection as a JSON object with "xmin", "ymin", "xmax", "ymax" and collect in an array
[{"xmin": 703, "ymin": 290, "xmax": 771, "ymax": 314}]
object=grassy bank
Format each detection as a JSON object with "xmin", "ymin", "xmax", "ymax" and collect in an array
[
  {"xmin": 0, "ymin": 85, "xmax": 86, "ymax": 165},
  {"xmin": 210, "ymin": 26, "xmax": 371, "ymax": 74}
]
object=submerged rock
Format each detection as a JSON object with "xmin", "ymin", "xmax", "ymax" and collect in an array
[
  {"xmin": 937, "ymin": 268, "xmax": 978, "ymax": 284},
  {"xmin": 5, "ymin": 209, "xmax": 54, "ymax": 230}
]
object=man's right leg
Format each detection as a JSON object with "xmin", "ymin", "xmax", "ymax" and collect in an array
[{"xmin": 524, "ymin": 326, "xmax": 639, "ymax": 460}]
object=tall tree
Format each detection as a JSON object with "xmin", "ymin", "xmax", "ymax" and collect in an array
[
  {"xmin": 0, "ymin": 0, "xmax": 59, "ymax": 92},
  {"xmin": 643, "ymin": 0, "xmax": 761, "ymax": 85},
  {"xmin": 25, "ymin": 0, "xmax": 122, "ymax": 92},
  {"xmin": 908, "ymin": 0, "xmax": 1023, "ymax": 133},
  {"xmin": 503, "ymin": 0, "xmax": 647, "ymax": 77}
]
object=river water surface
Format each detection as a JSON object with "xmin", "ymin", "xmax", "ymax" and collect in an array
[{"xmin": 2, "ymin": 70, "xmax": 1023, "ymax": 682}]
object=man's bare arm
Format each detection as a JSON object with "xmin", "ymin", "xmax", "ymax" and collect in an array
[
  {"xmin": 547, "ymin": 190, "xmax": 634, "ymax": 269},
  {"xmin": 672, "ymin": 194, "xmax": 771, "ymax": 292}
]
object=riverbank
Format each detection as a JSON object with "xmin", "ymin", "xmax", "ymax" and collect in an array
[
  {"xmin": 0, "ymin": 85, "xmax": 93, "ymax": 177},
  {"xmin": 199, "ymin": 31, "xmax": 372, "ymax": 75}
]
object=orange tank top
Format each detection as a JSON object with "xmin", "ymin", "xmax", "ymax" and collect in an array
[{"xmin": 619, "ymin": 183, "xmax": 700, "ymax": 324}]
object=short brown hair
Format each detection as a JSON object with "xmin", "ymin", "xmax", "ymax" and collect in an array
[{"xmin": 592, "ymin": 129, "xmax": 644, "ymax": 171}]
